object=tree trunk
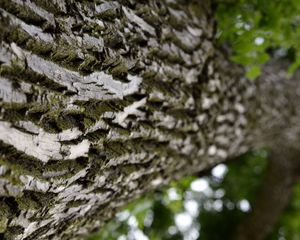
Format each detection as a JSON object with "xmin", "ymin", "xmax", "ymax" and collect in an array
[{"xmin": 0, "ymin": 0, "xmax": 299, "ymax": 239}]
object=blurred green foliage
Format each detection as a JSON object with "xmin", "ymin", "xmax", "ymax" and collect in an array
[{"xmin": 216, "ymin": 0, "xmax": 300, "ymax": 79}]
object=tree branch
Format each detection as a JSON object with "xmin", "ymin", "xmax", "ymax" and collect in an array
[{"xmin": 233, "ymin": 148, "xmax": 299, "ymax": 240}]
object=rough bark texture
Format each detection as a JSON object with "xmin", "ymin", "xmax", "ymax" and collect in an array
[{"xmin": 0, "ymin": 0, "xmax": 299, "ymax": 239}]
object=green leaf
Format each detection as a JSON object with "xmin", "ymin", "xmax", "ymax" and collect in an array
[{"xmin": 246, "ymin": 65, "xmax": 261, "ymax": 79}]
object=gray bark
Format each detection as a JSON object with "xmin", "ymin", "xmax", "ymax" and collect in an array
[{"xmin": 0, "ymin": 0, "xmax": 299, "ymax": 239}]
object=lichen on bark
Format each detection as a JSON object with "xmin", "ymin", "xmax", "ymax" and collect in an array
[{"xmin": 0, "ymin": 0, "xmax": 299, "ymax": 239}]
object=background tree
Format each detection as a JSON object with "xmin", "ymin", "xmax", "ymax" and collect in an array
[{"xmin": 0, "ymin": 0, "xmax": 300, "ymax": 239}]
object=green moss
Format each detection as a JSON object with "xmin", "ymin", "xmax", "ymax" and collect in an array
[
  {"xmin": 82, "ymin": 100, "xmax": 126, "ymax": 120},
  {"xmin": 142, "ymin": 76, "xmax": 174, "ymax": 97},
  {"xmin": 26, "ymin": 105, "xmax": 48, "ymax": 121},
  {"xmin": 188, "ymin": 1, "xmax": 206, "ymax": 18},
  {"xmin": 66, "ymin": 199, "xmax": 87, "ymax": 208},
  {"xmin": 0, "ymin": 167, "xmax": 23, "ymax": 187},
  {"xmin": 82, "ymin": 22, "xmax": 106, "ymax": 34},
  {"xmin": 0, "ymin": 148, "xmax": 44, "ymax": 177},
  {"xmin": 138, "ymin": 120, "xmax": 155, "ymax": 130},
  {"xmin": 0, "ymin": 197, "xmax": 20, "ymax": 236},
  {"xmin": 20, "ymin": 191, "xmax": 56, "ymax": 213},
  {"xmin": 26, "ymin": 39, "xmax": 53, "ymax": 55},
  {"xmin": 110, "ymin": 63, "xmax": 128, "ymax": 81},
  {"xmin": 0, "ymin": 217, "xmax": 8, "ymax": 233},
  {"xmin": 164, "ymin": 32, "xmax": 193, "ymax": 54},
  {"xmin": 0, "ymin": 0, "xmax": 42, "ymax": 27},
  {"xmin": 148, "ymin": 47, "xmax": 185, "ymax": 65},
  {"xmin": 83, "ymin": 117, "xmax": 95, "ymax": 129},
  {"xmin": 51, "ymin": 48, "xmax": 74, "ymax": 61},
  {"xmin": 164, "ymin": 69, "xmax": 184, "ymax": 81},
  {"xmin": 168, "ymin": 15, "xmax": 185, "ymax": 31},
  {"xmin": 103, "ymin": 33, "xmax": 123, "ymax": 49},
  {"xmin": 86, "ymin": 129, "xmax": 108, "ymax": 142},
  {"xmin": 125, "ymin": 30, "xmax": 147, "ymax": 45},
  {"xmin": 8, "ymin": 28, "xmax": 30, "ymax": 46},
  {"xmin": 114, "ymin": 128, "xmax": 131, "ymax": 136},
  {"xmin": 120, "ymin": 164, "xmax": 138, "ymax": 175},
  {"xmin": 16, "ymin": 196, "xmax": 39, "ymax": 210},
  {"xmin": 103, "ymin": 141, "xmax": 128, "ymax": 158},
  {"xmin": 64, "ymin": 51, "xmax": 82, "ymax": 65},
  {"xmin": 78, "ymin": 55, "xmax": 97, "ymax": 74},
  {"xmin": 0, "ymin": 200, "xmax": 9, "ymax": 233},
  {"xmin": 2, "ymin": 105, "xmax": 28, "ymax": 123},
  {"xmin": 136, "ymin": 6, "xmax": 162, "ymax": 28},
  {"xmin": 56, "ymin": 111, "xmax": 85, "ymax": 130},
  {"xmin": 39, "ymin": 112, "xmax": 61, "ymax": 133},
  {"xmin": 33, "ymin": 0, "xmax": 63, "ymax": 15},
  {"xmin": 96, "ymin": 8, "xmax": 119, "ymax": 21}
]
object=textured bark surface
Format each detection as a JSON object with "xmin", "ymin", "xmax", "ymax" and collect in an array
[{"xmin": 0, "ymin": 0, "xmax": 299, "ymax": 239}]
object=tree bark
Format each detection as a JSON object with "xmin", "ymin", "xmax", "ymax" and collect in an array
[{"xmin": 0, "ymin": 0, "xmax": 299, "ymax": 239}]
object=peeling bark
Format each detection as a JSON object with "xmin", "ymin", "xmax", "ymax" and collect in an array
[{"xmin": 0, "ymin": 0, "xmax": 299, "ymax": 239}]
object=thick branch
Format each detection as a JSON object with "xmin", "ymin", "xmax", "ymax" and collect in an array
[
  {"xmin": 0, "ymin": 0, "xmax": 299, "ymax": 239},
  {"xmin": 233, "ymin": 148, "xmax": 299, "ymax": 240}
]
